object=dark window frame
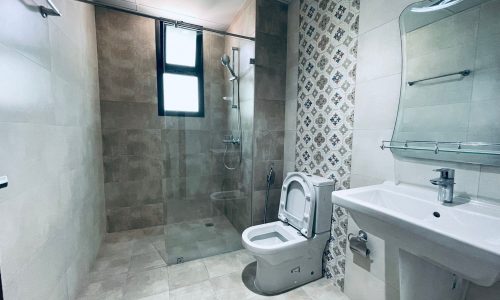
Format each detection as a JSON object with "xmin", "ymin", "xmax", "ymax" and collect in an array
[{"xmin": 155, "ymin": 20, "xmax": 205, "ymax": 117}]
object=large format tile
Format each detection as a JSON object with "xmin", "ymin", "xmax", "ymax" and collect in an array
[
  {"xmin": 129, "ymin": 251, "xmax": 167, "ymax": 273},
  {"xmin": 351, "ymin": 129, "xmax": 395, "ymax": 183},
  {"xmin": 0, "ymin": 0, "xmax": 51, "ymax": 67},
  {"xmin": 210, "ymin": 272, "xmax": 257, "ymax": 300},
  {"xmin": 76, "ymin": 274, "xmax": 126, "ymax": 300},
  {"xmin": 0, "ymin": 44, "xmax": 54, "ymax": 124},
  {"xmin": 89, "ymin": 253, "xmax": 131, "ymax": 282},
  {"xmin": 169, "ymin": 281, "xmax": 217, "ymax": 300},
  {"xmin": 97, "ymin": 240, "xmax": 134, "ymax": 259},
  {"xmin": 358, "ymin": 0, "xmax": 417, "ymax": 34},
  {"xmin": 137, "ymin": 291, "xmax": 170, "ymax": 300},
  {"xmin": 203, "ymin": 251, "xmax": 249, "ymax": 278},
  {"xmin": 256, "ymin": 0, "xmax": 287, "ymax": 37},
  {"xmin": 167, "ymin": 260, "xmax": 209, "ymax": 290},
  {"xmin": 301, "ymin": 278, "xmax": 349, "ymax": 300},
  {"xmin": 357, "ymin": 20, "xmax": 401, "ymax": 83},
  {"xmin": 353, "ymin": 74, "xmax": 400, "ymax": 131},
  {"xmin": 123, "ymin": 267, "xmax": 170, "ymax": 299},
  {"xmin": 249, "ymin": 288, "xmax": 312, "ymax": 300}
]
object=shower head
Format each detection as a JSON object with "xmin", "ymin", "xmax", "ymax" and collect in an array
[
  {"xmin": 221, "ymin": 54, "xmax": 231, "ymax": 67},
  {"xmin": 220, "ymin": 54, "xmax": 238, "ymax": 81}
]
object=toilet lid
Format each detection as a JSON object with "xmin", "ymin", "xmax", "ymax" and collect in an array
[{"xmin": 278, "ymin": 173, "xmax": 316, "ymax": 238}]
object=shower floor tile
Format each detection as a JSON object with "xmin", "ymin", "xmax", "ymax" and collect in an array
[
  {"xmin": 164, "ymin": 216, "xmax": 243, "ymax": 264},
  {"xmin": 77, "ymin": 223, "xmax": 350, "ymax": 300}
]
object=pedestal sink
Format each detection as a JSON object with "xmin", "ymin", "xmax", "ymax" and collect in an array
[{"xmin": 332, "ymin": 182, "xmax": 500, "ymax": 298}]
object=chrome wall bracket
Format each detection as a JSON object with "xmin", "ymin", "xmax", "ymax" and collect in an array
[
  {"xmin": 0, "ymin": 176, "xmax": 8, "ymax": 189},
  {"xmin": 39, "ymin": 0, "xmax": 61, "ymax": 18}
]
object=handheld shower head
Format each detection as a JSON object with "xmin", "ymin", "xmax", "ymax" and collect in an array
[
  {"xmin": 220, "ymin": 54, "xmax": 238, "ymax": 81},
  {"xmin": 221, "ymin": 54, "xmax": 231, "ymax": 67}
]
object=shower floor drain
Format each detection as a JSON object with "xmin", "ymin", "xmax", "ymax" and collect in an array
[{"xmin": 205, "ymin": 222, "xmax": 214, "ymax": 227}]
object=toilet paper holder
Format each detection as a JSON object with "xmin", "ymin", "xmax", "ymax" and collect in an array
[{"xmin": 348, "ymin": 230, "xmax": 370, "ymax": 257}]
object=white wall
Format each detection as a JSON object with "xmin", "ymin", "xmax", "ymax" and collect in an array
[
  {"xmin": 347, "ymin": 0, "xmax": 500, "ymax": 299},
  {"xmin": 0, "ymin": 0, "xmax": 105, "ymax": 299}
]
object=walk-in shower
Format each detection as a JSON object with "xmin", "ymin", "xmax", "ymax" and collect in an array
[
  {"xmin": 161, "ymin": 36, "xmax": 254, "ymax": 265},
  {"xmin": 75, "ymin": 0, "xmax": 257, "ymax": 267}
]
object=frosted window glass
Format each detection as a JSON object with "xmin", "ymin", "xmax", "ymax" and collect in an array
[
  {"xmin": 163, "ymin": 74, "xmax": 199, "ymax": 112},
  {"xmin": 166, "ymin": 26, "xmax": 197, "ymax": 67}
]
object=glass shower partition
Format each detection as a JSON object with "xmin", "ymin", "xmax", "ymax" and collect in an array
[{"xmin": 162, "ymin": 31, "xmax": 255, "ymax": 265}]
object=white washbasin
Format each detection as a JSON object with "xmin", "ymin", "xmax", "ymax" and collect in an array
[{"xmin": 333, "ymin": 181, "xmax": 500, "ymax": 287}]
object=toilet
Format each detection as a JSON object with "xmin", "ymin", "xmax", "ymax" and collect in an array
[{"xmin": 242, "ymin": 172, "xmax": 334, "ymax": 294}]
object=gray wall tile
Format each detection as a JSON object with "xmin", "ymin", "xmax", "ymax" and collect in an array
[
  {"xmin": 0, "ymin": 2, "xmax": 105, "ymax": 299},
  {"xmin": 96, "ymin": 7, "xmax": 255, "ymax": 233}
]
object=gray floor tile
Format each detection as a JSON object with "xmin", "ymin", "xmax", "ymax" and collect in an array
[
  {"xmin": 132, "ymin": 239, "xmax": 158, "ymax": 255},
  {"xmin": 76, "ymin": 274, "xmax": 126, "ymax": 300},
  {"xmin": 79, "ymin": 226, "xmax": 350, "ymax": 300},
  {"xmin": 137, "ymin": 290, "xmax": 170, "ymax": 300},
  {"xmin": 165, "ymin": 242, "xmax": 202, "ymax": 265},
  {"xmin": 129, "ymin": 251, "xmax": 167, "ymax": 273},
  {"xmin": 97, "ymin": 240, "xmax": 134, "ymax": 259},
  {"xmin": 300, "ymin": 278, "xmax": 349, "ymax": 300},
  {"xmin": 210, "ymin": 272, "xmax": 258, "ymax": 300},
  {"xmin": 167, "ymin": 260, "xmax": 209, "ymax": 290},
  {"xmin": 123, "ymin": 267, "xmax": 169, "ymax": 299},
  {"xmin": 203, "ymin": 252, "xmax": 245, "ymax": 278},
  {"xmin": 89, "ymin": 254, "xmax": 131, "ymax": 282},
  {"xmin": 169, "ymin": 281, "xmax": 217, "ymax": 300}
]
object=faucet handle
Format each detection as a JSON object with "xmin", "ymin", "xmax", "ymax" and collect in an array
[{"xmin": 433, "ymin": 168, "xmax": 455, "ymax": 179}]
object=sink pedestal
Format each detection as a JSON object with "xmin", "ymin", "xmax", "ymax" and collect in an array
[{"xmin": 399, "ymin": 250, "xmax": 468, "ymax": 300}]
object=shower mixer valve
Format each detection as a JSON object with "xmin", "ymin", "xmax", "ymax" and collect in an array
[{"xmin": 222, "ymin": 135, "xmax": 241, "ymax": 145}]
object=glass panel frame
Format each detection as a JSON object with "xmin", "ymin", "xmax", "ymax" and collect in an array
[{"xmin": 155, "ymin": 21, "xmax": 205, "ymax": 117}]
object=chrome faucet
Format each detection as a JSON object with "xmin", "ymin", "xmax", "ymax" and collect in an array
[{"xmin": 430, "ymin": 168, "xmax": 455, "ymax": 203}]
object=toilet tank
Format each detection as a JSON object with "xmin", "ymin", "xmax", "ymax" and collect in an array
[{"xmin": 308, "ymin": 175, "xmax": 335, "ymax": 235}]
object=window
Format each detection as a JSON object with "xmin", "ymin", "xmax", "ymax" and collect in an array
[{"xmin": 155, "ymin": 21, "xmax": 204, "ymax": 117}]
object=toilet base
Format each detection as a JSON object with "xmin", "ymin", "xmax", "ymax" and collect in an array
[{"xmin": 253, "ymin": 232, "xmax": 329, "ymax": 295}]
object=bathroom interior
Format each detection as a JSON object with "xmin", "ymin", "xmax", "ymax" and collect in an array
[{"xmin": 1, "ymin": 0, "xmax": 500, "ymax": 299}]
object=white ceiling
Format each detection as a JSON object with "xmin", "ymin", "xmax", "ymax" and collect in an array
[{"xmin": 100, "ymin": 0, "xmax": 248, "ymax": 30}]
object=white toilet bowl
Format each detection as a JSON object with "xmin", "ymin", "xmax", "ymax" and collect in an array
[{"xmin": 242, "ymin": 172, "xmax": 334, "ymax": 294}]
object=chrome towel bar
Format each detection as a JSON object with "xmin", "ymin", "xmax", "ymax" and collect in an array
[
  {"xmin": 39, "ymin": 0, "xmax": 61, "ymax": 18},
  {"xmin": 407, "ymin": 69, "xmax": 471, "ymax": 86}
]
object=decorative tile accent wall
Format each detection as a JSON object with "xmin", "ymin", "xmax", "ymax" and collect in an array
[{"xmin": 296, "ymin": 0, "xmax": 359, "ymax": 290}]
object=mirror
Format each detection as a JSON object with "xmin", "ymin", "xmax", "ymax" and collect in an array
[{"xmin": 391, "ymin": 0, "xmax": 500, "ymax": 166}]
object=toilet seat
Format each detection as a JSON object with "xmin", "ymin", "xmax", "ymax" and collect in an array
[
  {"xmin": 278, "ymin": 173, "xmax": 316, "ymax": 238},
  {"xmin": 242, "ymin": 221, "xmax": 307, "ymax": 255}
]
